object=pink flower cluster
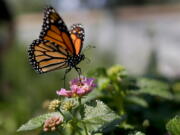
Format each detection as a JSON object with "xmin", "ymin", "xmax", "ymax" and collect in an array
[
  {"xmin": 56, "ymin": 76, "xmax": 96, "ymax": 97},
  {"xmin": 43, "ymin": 116, "xmax": 63, "ymax": 132}
]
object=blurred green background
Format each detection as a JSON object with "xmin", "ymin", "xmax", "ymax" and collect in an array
[{"xmin": 0, "ymin": 0, "xmax": 180, "ymax": 134}]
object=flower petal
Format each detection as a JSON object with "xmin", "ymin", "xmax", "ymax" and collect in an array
[
  {"xmin": 57, "ymin": 76, "xmax": 96, "ymax": 98},
  {"xmin": 56, "ymin": 89, "xmax": 72, "ymax": 97}
]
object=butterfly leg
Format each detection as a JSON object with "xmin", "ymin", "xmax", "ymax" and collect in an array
[
  {"xmin": 75, "ymin": 67, "xmax": 81, "ymax": 81},
  {"xmin": 63, "ymin": 68, "xmax": 71, "ymax": 87}
]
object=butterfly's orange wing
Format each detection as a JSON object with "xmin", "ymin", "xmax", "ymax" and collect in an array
[
  {"xmin": 39, "ymin": 6, "xmax": 75, "ymax": 55},
  {"xmin": 70, "ymin": 24, "xmax": 85, "ymax": 55},
  {"xmin": 28, "ymin": 7, "xmax": 86, "ymax": 74},
  {"xmin": 28, "ymin": 39, "xmax": 69, "ymax": 73}
]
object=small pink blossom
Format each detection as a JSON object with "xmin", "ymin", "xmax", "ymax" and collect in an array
[
  {"xmin": 43, "ymin": 115, "xmax": 63, "ymax": 132},
  {"xmin": 56, "ymin": 88, "xmax": 72, "ymax": 97},
  {"xmin": 56, "ymin": 76, "xmax": 96, "ymax": 97}
]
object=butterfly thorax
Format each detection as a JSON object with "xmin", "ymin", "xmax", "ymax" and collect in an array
[{"xmin": 67, "ymin": 54, "xmax": 85, "ymax": 68}]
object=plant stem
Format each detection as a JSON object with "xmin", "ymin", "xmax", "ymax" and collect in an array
[
  {"xmin": 114, "ymin": 82, "xmax": 125, "ymax": 115},
  {"xmin": 78, "ymin": 97, "xmax": 88, "ymax": 135},
  {"xmin": 83, "ymin": 121, "xmax": 88, "ymax": 135},
  {"xmin": 57, "ymin": 108, "xmax": 65, "ymax": 118},
  {"xmin": 78, "ymin": 97, "xmax": 82, "ymax": 106}
]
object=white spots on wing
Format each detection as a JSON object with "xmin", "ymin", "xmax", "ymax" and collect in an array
[
  {"xmin": 46, "ymin": 20, "xmax": 49, "ymax": 24},
  {"xmin": 58, "ymin": 20, "xmax": 62, "ymax": 24},
  {"xmin": 51, "ymin": 9, "xmax": 55, "ymax": 13},
  {"xmin": 46, "ymin": 11, "xmax": 50, "ymax": 15},
  {"xmin": 50, "ymin": 19, "xmax": 54, "ymax": 23},
  {"xmin": 70, "ymin": 24, "xmax": 85, "ymax": 40}
]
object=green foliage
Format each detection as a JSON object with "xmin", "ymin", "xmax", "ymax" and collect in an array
[
  {"xmin": 166, "ymin": 116, "xmax": 180, "ymax": 135},
  {"xmin": 172, "ymin": 82, "xmax": 180, "ymax": 102},
  {"xmin": 0, "ymin": 44, "xmax": 67, "ymax": 134},
  {"xmin": 125, "ymin": 96, "xmax": 148, "ymax": 108},
  {"xmin": 83, "ymin": 100, "xmax": 123, "ymax": 133},
  {"xmin": 40, "ymin": 131, "xmax": 60, "ymax": 135},
  {"xmin": 17, "ymin": 112, "xmax": 61, "ymax": 132},
  {"xmin": 2, "ymin": 44, "xmax": 179, "ymax": 135},
  {"xmin": 129, "ymin": 78, "xmax": 172, "ymax": 100},
  {"xmin": 128, "ymin": 131, "xmax": 146, "ymax": 135},
  {"xmin": 18, "ymin": 99, "xmax": 123, "ymax": 134},
  {"xmin": 88, "ymin": 65, "xmax": 180, "ymax": 135}
]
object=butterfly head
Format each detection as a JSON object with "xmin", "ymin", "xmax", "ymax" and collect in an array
[
  {"xmin": 79, "ymin": 54, "xmax": 85, "ymax": 63},
  {"xmin": 76, "ymin": 54, "xmax": 85, "ymax": 65}
]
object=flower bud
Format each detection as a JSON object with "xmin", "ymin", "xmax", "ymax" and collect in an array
[
  {"xmin": 62, "ymin": 100, "xmax": 76, "ymax": 111},
  {"xmin": 107, "ymin": 65, "xmax": 125, "ymax": 76},
  {"xmin": 107, "ymin": 65, "xmax": 126, "ymax": 81},
  {"xmin": 43, "ymin": 116, "xmax": 63, "ymax": 132},
  {"xmin": 142, "ymin": 119, "xmax": 150, "ymax": 127},
  {"xmin": 48, "ymin": 99, "xmax": 61, "ymax": 111}
]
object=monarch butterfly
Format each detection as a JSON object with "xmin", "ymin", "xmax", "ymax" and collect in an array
[{"xmin": 28, "ymin": 6, "xmax": 85, "ymax": 80}]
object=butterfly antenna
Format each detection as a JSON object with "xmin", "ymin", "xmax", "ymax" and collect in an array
[
  {"xmin": 84, "ymin": 57, "xmax": 91, "ymax": 64},
  {"xmin": 82, "ymin": 45, "xmax": 95, "ymax": 65},
  {"xmin": 82, "ymin": 45, "xmax": 96, "ymax": 53}
]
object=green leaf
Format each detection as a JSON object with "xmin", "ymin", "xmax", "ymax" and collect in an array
[
  {"xmin": 120, "ymin": 122, "xmax": 135, "ymax": 129},
  {"xmin": 129, "ymin": 78, "xmax": 172, "ymax": 100},
  {"xmin": 166, "ymin": 115, "xmax": 180, "ymax": 135},
  {"xmin": 174, "ymin": 93, "xmax": 180, "ymax": 102},
  {"xmin": 107, "ymin": 65, "xmax": 127, "ymax": 82},
  {"xmin": 98, "ymin": 77, "xmax": 111, "ymax": 90},
  {"xmin": 125, "ymin": 96, "xmax": 148, "ymax": 108},
  {"xmin": 40, "ymin": 131, "xmax": 60, "ymax": 135},
  {"xmin": 17, "ymin": 112, "xmax": 61, "ymax": 132},
  {"xmin": 83, "ymin": 100, "xmax": 124, "ymax": 134},
  {"xmin": 128, "ymin": 131, "xmax": 146, "ymax": 135},
  {"xmin": 82, "ymin": 89, "xmax": 102, "ymax": 103}
]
